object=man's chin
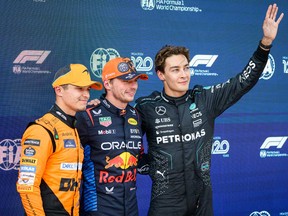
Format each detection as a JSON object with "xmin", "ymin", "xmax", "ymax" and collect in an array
[
  {"xmin": 78, "ymin": 105, "xmax": 87, "ymax": 111},
  {"xmin": 126, "ymin": 96, "xmax": 135, "ymax": 103},
  {"xmin": 178, "ymin": 87, "xmax": 189, "ymax": 92}
]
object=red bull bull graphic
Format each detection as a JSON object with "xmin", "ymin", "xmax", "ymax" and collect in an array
[
  {"xmin": 105, "ymin": 152, "xmax": 138, "ymax": 169},
  {"xmin": 100, "ymin": 152, "xmax": 138, "ymax": 183}
]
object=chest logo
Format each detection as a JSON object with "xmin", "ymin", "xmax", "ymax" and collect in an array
[
  {"xmin": 155, "ymin": 106, "xmax": 166, "ymax": 115},
  {"xmin": 128, "ymin": 118, "xmax": 137, "ymax": 125},
  {"xmin": 99, "ymin": 117, "xmax": 112, "ymax": 127},
  {"xmin": 189, "ymin": 103, "xmax": 196, "ymax": 110},
  {"xmin": 64, "ymin": 139, "xmax": 76, "ymax": 148}
]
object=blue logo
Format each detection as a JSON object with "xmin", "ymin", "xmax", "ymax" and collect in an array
[
  {"xmin": 189, "ymin": 103, "xmax": 196, "ymax": 110},
  {"xmin": 64, "ymin": 139, "xmax": 76, "ymax": 148},
  {"xmin": 20, "ymin": 165, "xmax": 36, "ymax": 173},
  {"xmin": 24, "ymin": 147, "xmax": 36, "ymax": 157}
]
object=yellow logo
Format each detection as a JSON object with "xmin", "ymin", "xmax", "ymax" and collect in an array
[
  {"xmin": 105, "ymin": 152, "xmax": 138, "ymax": 169},
  {"xmin": 17, "ymin": 185, "xmax": 34, "ymax": 192},
  {"xmin": 21, "ymin": 157, "xmax": 38, "ymax": 165},
  {"xmin": 128, "ymin": 118, "xmax": 137, "ymax": 125}
]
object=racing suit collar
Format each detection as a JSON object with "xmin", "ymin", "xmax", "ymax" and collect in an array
[
  {"xmin": 100, "ymin": 94, "xmax": 127, "ymax": 116},
  {"xmin": 49, "ymin": 104, "xmax": 77, "ymax": 128},
  {"xmin": 161, "ymin": 90, "xmax": 190, "ymax": 106}
]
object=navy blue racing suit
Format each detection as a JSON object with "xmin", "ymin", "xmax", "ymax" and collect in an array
[
  {"xmin": 76, "ymin": 95, "xmax": 146, "ymax": 216},
  {"xmin": 135, "ymin": 46, "xmax": 269, "ymax": 216}
]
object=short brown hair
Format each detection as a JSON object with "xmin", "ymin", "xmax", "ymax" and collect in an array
[{"xmin": 154, "ymin": 45, "xmax": 190, "ymax": 73}]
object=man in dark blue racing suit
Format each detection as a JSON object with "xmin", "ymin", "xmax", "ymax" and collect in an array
[
  {"xmin": 135, "ymin": 4, "xmax": 284, "ymax": 216},
  {"xmin": 76, "ymin": 57, "xmax": 148, "ymax": 216}
]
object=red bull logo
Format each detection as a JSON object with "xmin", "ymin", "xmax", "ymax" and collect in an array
[
  {"xmin": 105, "ymin": 152, "xmax": 138, "ymax": 169},
  {"xmin": 101, "ymin": 152, "xmax": 138, "ymax": 183},
  {"xmin": 99, "ymin": 169, "xmax": 137, "ymax": 183}
]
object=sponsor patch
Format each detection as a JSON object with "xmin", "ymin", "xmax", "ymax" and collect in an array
[
  {"xmin": 128, "ymin": 118, "xmax": 137, "ymax": 125},
  {"xmin": 19, "ymin": 172, "xmax": 36, "ymax": 179},
  {"xmin": 17, "ymin": 184, "xmax": 34, "ymax": 192},
  {"xmin": 24, "ymin": 146, "xmax": 36, "ymax": 157},
  {"xmin": 130, "ymin": 135, "xmax": 141, "ymax": 139},
  {"xmin": 201, "ymin": 161, "xmax": 210, "ymax": 172},
  {"xmin": 62, "ymin": 132, "xmax": 72, "ymax": 137},
  {"xmin": 189, "ymin": 103, "xmax": 196, "ymax": 110},
  {"xmin": 24, "ymin": 139, "xmax": 40, "ymax": 146},
  {"xmin": 99, "ymin": 117, "xmax": 112, "ymax": 127},
  {"xmin": 98, "ymin": 129, "xmax": 116, "ymax": 135},
  {"xmin": 105, "ymin": 186, "xmax": 114, "ymax": 194},
  {"xmin": 20, "ymin": 165, "xmax": 36, "ymax": 173},
  {"xmin": 18, "ymin": 172, "xmax": 36, "ymax": 185},
  {"xmin": 130, "ymin": 129, "xmax": 140, "ymax": 134},
  {"xmin": 21, "ymin": 157, "xmax": 37, "ymax": 165},
  {"xmin": 64, "ymin": 139, "xmax": 76, "ymax": 148},
  {"xmin": 60, "ymin": 163, "xmax": 82, "ymax": 170}
]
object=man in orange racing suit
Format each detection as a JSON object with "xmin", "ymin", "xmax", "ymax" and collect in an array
[{"xmin": 16, "ymin": 64, "xmax": 102, "ymax": 216}]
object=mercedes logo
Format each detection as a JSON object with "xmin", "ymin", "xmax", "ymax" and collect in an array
[{"xmin": 155, "ymin": 106, "xmax": 166, "ymax": 115}]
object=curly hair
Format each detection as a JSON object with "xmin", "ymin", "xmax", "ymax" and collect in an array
[{"xmin": 154, "ymin": 45, "xmax": 190, "ymax": 73}]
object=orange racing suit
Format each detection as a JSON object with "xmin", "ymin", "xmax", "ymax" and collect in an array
[{"xmin": 16, "ymin": 104, "xmax": 84, "ymax": 216}]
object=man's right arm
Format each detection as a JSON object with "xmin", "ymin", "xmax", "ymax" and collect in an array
[
  {"xmin": 134, "ymin": 102, "xmax": 150, "ymax": 175},
  {"xmin": 16, "ymin": 125, "xmax": 53, "ymax": 215}
]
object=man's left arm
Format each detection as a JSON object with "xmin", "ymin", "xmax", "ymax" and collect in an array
[{"xmin": 202, "ymin": 3, "xmax": 284, "ymax": 118}]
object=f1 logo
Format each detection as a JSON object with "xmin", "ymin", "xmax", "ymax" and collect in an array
[
  {"xmin": 260, "ymin": 136, "xmax": 288, "ymax": 149},
  {"xmin": 189, "ymin": 55, "xmax": 218, "ymax": 67},
  {"xmin": 13, "ymin": 50, "xmax": 51, "ymax": 64}
]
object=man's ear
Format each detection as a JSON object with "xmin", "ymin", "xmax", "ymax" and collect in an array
[
  {"xmin": 157, "ymin": 70, "xmax": 165, "ymax": 81},
  {"xmin": 103, "ymin": 80, "xmax": 111, "ymax": 90},
  {"xmin": 54, "ymin": 86, "xmax": 63, "ymax": 96}
]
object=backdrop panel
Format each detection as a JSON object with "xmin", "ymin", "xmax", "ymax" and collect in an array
[{"xmin": 0, "ymin": 1, "xmax": 287, "ymax": 215}]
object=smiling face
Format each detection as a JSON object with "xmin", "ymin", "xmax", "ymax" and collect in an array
[
  {"xmin": 55, "ymin": 84, "xmax": 91, "ymax": 116},
  {"xmin": 157, "ymin": 54, "xmax": 191, "ymax": 97},
  {"xmin": 104, "ymin": 78, "xmax": 139, "ymax": 109}
]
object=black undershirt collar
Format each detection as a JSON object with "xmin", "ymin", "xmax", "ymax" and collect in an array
[{"xmin": 49, "ymin": 104, "xmax": 77, "ymax": 128}]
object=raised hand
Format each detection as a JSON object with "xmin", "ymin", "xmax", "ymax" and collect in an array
[{"xmin": 262, "ymin": 3, "xmax": 284, "ymax": 46}]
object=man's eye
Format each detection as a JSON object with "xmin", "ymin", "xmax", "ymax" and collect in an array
[{"xmin": 77, "ymin": 87, "xmax": 86, "ymax": 91}]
